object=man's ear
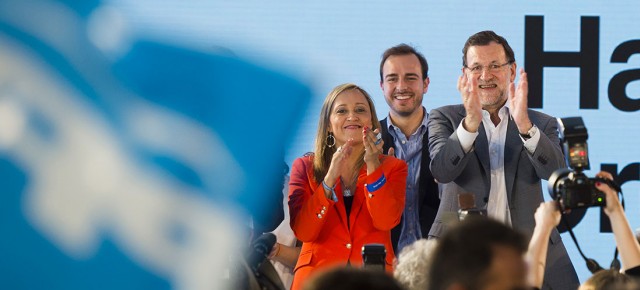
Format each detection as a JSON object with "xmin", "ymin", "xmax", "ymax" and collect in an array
[
  {"xmin": 509, "ymin": 62, "xmax": 517, "ymax": 82},
  {"xmin": 423, "ymin": 76, "xmax": 430, "ymax": 94}
]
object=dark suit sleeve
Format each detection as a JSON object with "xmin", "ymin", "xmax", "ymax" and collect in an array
[
  {"xmin": 427, "ymin": 107, "xmax": 475, "ymax": 183},
  {"xmin": 526, "ymin": 114, "xmax": 566, "ymax": 180}
]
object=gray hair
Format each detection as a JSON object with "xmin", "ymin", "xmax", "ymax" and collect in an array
[{"xmin": 394, "ymin": 239, "xmax": 438, "ymax": 290}]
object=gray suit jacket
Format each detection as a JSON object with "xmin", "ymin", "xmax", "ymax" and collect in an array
[{"xmin": 427, "ymin": 104, "xmax": 579, "ymax": 290}]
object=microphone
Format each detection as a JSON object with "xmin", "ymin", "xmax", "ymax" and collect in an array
[
  {"xmin": 362, "ymin": 244, "xmax": 386, "ymax": 271},
  {"xmin": 247, "ymin": 233, "xmax": 277, "ymax": 274},
  {"xmin": 458, "ymin": 193, "xmax": 487, "ymax": 221}
]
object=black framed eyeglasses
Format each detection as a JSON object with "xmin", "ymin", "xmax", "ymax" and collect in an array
[{"xmin": 464, "ymin": 62, "xmax": 512, "ymax": 75}]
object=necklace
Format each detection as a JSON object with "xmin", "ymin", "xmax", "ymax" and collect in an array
[{"xmin": 341, "ymin": 175, "xmax": 357, "ymax": 197}]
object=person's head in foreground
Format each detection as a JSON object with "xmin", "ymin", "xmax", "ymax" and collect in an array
[
  {"xmin": 302, "ymin": 266, "xmax": 404, "ymax": 290},
  {"xmin": 578, "ymin": 269, "xmax": 640, "ymax": 290},
  {"xmin": 394, "ymin": 238, "xmax": 438, "ymax": 290},
  {"xmin": 428, "ymin": 217, "xmax": 528, "ymax": 290}
]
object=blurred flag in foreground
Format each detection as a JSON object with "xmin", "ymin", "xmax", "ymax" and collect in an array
[{"xmin": 0, "ymin": 1, "xmax": 310, "ymax": 289}]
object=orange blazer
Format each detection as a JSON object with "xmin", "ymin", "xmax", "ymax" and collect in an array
[{"xmin": 288, "ymin": 154, "xmax": 407, "ymax": 290}]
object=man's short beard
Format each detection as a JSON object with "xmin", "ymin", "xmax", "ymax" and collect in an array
[
  {"xmin": 481, "ymin": 92, "xmax": 507, "ymax": 110},
  {"xmin": 395, "ymin": 108, "xmax": 416, "ymax": 117}
]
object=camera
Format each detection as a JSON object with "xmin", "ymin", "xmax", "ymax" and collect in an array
[
  {"xmin": 361, "ymin": 244, "xmax": 386, "ymax": 271},
  {"xmin": 548, "ymin": 168, "xmax": 607, "ymax": 210},
  {"xmin": 547, "ymin": 117, "xmax": 617, "ymax": 210}
]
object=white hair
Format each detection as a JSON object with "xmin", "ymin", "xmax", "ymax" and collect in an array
[{"xmin": 394, "ymin": 239, "xmax": 438, "ymax": 290}]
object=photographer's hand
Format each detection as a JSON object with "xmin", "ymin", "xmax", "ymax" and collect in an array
[
  {"xmin": 527, "ymin": 201, "xmax": 561, "ymax": 288},
  {"xmin": 595, "ymin": 171, "xmax": 640, "ymax": 271},
  {"xmin": 595, "ymin": 171, "xmax": 624, "ymax": 216},
  {"xmin": 535, "ymin": 200, "xmax": 561, "ymax": 229}
]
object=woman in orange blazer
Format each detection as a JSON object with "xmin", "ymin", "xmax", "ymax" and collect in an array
[{"xmin": 288, "ymin": 83, "xmax": 407, "ymax": 290}]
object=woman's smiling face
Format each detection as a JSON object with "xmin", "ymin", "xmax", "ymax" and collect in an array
[{"xmin": 328, "ymin": 89, "xmax": 373, "ymax": 147}]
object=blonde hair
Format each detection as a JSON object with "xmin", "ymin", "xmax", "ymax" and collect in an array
[{"xmin": 312, "ymin": 83, "xmax": 381, "ymax": 183}]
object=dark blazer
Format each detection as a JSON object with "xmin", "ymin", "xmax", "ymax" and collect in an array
[
  {"xmin": 427, "ymin": 104, "xmax": 579, "ymax": 290},
  {"xmin": 380, "ymin": 117, "xmax": 440, "ymax": 254}
]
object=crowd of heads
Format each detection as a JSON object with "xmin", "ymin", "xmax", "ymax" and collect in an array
[{"xmin": 302, "ymin": 214, "xmax": 640, "ymax": 290}]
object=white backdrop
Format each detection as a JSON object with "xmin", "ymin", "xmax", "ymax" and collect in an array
[{"xmin": 111, "ymin": 0, "xmax": 640, "ymax": 283}]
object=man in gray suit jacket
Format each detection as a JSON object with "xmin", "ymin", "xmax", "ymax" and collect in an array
[{"xmin": 427, "ymin": 31, "xmax": 579, "ymax": 289}]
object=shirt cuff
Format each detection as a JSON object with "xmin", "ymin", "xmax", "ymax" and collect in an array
[
  {"xmin": 522, "ymin": 125, "xmax": 540, "ymax": 154},
  {"xmin": 456, "ymin": 119, "xmax": 479, "ymax": 153},
  {"xmin": 366, "ymin": 174, "xmax": 386, "ymax": 192}
]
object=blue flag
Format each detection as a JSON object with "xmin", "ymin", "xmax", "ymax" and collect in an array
[{"xmin": 0, "ymin": 1, "xmax": 310, "ymax": 289}]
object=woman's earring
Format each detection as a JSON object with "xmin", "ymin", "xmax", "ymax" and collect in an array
[{"xmin": 326, "ymin": 133, "xmax": 336, "ymax": 148}]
